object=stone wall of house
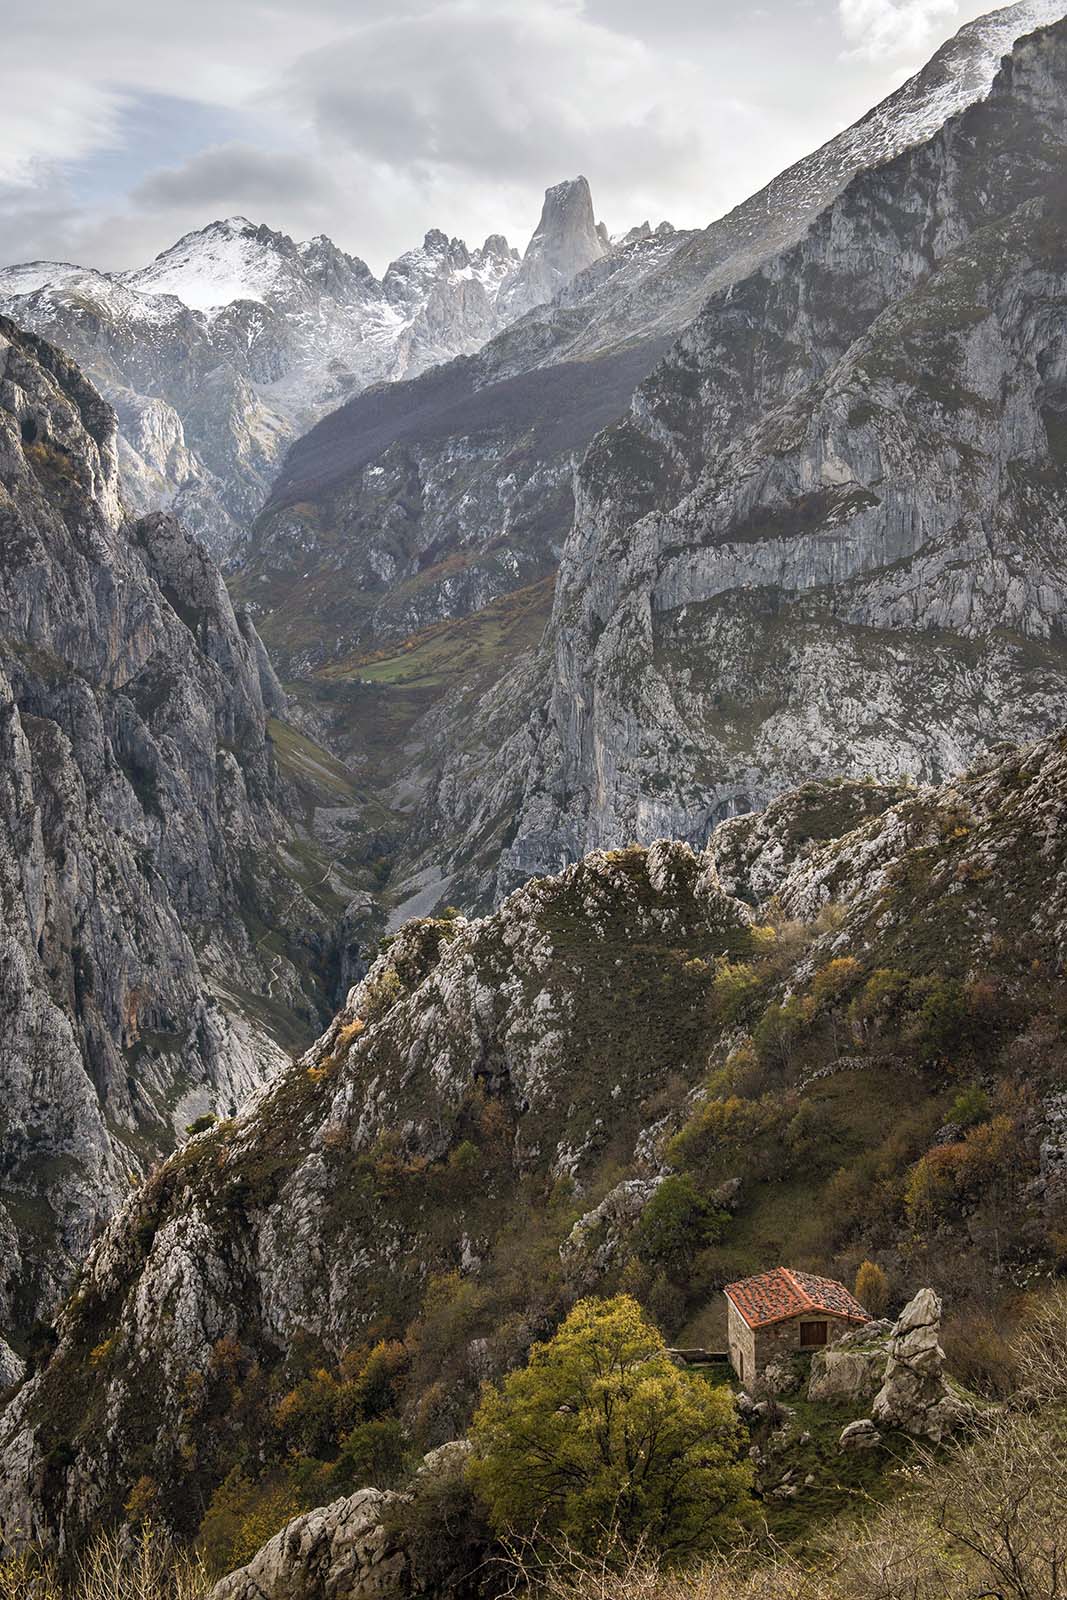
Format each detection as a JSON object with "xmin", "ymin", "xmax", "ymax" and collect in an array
[
  {"xmin": 754, "ymin": 1313, "xmax": 861, "ymax": 1372},
  {"xmin": 727, "ymin": 1299, "xmax": 757, "ymax": 1384},
  {"xmin": 728, "ymin": 1300, "xmax": 866, "ymax": 1381}
]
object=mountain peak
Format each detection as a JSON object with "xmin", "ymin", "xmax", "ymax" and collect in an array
[
  {"xmin": 125, "ymin": 215, "xmax": 303, "ymax": 311},
  {"xmin": 480, "ymin": 233, "xmax": 516, "ymax": 263},
  {"xmin": 501, "ymin": 174, "xmax": 608, "ymax": 319},
  {"xmin": 533, "ymin": 175, "xmax": 598, "ymax": 245}
]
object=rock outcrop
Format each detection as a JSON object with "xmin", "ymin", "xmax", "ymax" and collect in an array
[
  {"xmin": 871, "ymin": 1289, "xmax": 975, "ymax": 1442},
  {"xmin": 499, "ymin": 177, "xmax": 607, "ymax": 321},
  {"xmin": 0, "ymin": 1340, "xmax": 24, "ymax": 1391},
  {"xmin": 209, "ymin": 1444, "xmax": 473, "ymax": 1600},
  {"xmin": 209, "ymin": 1488, "xmax": 406, "ymax": 1600},
  {"xmin": 560, "ymin": 1175, "xmax": 664, "ymax": 1288},
  {"xmin": 808, "ymin": 1320, "xmax": 893, "ymax": 1406}
]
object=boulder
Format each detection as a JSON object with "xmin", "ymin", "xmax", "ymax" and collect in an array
[
  {"xmin": 208, "ymin": 1444, "xmax": 474, "ymax": 1600},
  {"xmin": 840, "ymin": 1418, "xmax": 882, "ymax": 1451},
  {"xmin": 208, "ymin": 1487, "xmax": 407, "ymax": 1600},
  {"xmin": 871, "ymin": 1288, "xmax": 974, "ymax": 1442},
  {"xmin": 808, "ymin": 1318, "xmax": 892, "ymax": 1404},
  {"xmin": 763, "ymin": 1355, "xmax": 805, "ymax": 1397}
]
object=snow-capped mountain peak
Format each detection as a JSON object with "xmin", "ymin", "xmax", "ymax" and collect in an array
[
  {"xmin": 124, "ymin": 215, "xmax": 308, "ymax": 312},
  {"xmin": 0, "ymin": 182, "xmax": 610, "ymax": 557}
]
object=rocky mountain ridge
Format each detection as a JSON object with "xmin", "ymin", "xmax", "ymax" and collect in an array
[
  {"xmin": 0, "ymin": 182, "xmax": 605, "ymax": 558},
  {"xmin": 4, "ymin": 709, "xmax": 1066, "ymax": 1560},
  {"xmin": 485, "ymin": 15, "xmax": 1067, "ymax": 899},
  {"xmin": 236, "ymin": 1, "xmax": 1065, "ymax": 680},
  {"xmin": 0, "ymin": 316, "xmax": 379, "ymax": 1336}
]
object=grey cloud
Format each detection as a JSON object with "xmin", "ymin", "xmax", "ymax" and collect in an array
[
  {"xmin": 284, "ymin": 7, "xmax": 699, "ymax": 183},
  {"xmin": 132, "ymin": 144, "xmax": 335, "ymax": 210}
]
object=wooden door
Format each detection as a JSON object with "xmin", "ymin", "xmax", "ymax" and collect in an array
[{"xmin": 800, "ymin": 1321, "xmax": 828, "ymax": 1347}]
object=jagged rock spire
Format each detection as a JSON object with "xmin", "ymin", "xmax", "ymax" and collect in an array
[{"xmin": 501, "ymin": 175, "xmax": 607, "ymax": 318}]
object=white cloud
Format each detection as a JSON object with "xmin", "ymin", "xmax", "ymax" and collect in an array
[
  {"xmin": 838, "ymin": 0, "xmax": 959, "ymax": 61},
  {"xmin": 0, "ymin": 74, "xmax": 125, "ymax": 187}
]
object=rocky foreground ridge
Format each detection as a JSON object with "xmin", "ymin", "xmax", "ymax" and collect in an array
[
  {"xmin": 4, "ymin": 717, "xmax": 1066, "ymax": 1557},
  {"xmin": 0, "ymin": 317, "xmax": 380, "ymax": 1335},
  {"xmin": 203, "ymin": 1286, "xmax": 970, "ymax": 1600}
]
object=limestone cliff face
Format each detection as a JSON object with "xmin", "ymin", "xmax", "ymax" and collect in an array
[
  {"xmin": 0, "ymin": 318, "xmax": 351, "ymax": 1334},
  {"xmin": 458, "ymin": 17, "xmax": 1067, "ymax": 899}
]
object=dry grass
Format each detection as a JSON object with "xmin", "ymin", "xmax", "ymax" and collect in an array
[
  {"xmin": 504, "ymin": 1382, "xmax": 1067, "ymax": 1600},
  {"xmin": 0, "ymin": 1525, "xmax": 210, "ymax": 1600}
]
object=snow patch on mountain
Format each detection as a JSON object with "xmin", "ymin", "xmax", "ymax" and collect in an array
[
  {"xmin": 126, "ymin": 217, "xmax": 301, "ymax": 313},
  {"xmin": 824, "ymin": 0, "xmax": 1067, "ymax": 173}
]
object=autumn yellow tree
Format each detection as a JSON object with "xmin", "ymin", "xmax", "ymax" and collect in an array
[
  {"xmin": 467, "ymin": 1295, "xmax": 752, "ymax": 1556},
  {"xmin": 854, "ymin": 1260, "xmax": 890, "ymax": 1318}
]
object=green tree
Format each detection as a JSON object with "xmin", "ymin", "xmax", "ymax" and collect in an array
[
  {"xmin": 950, "ymin": 1085, "xmax": 991, "ymax": 1128},
  {"xmin": 467, "ymin": 1295, "xmax": 752, "ymax": 1555},
  {"xmin": 198, "ymin": 1467, "xmax": 306, "ymax": 1576},
  {"xmin": 333, "ymin": 1416, "xmax": 409, "ymax": 1492},
  {"xmin": 632, "ymin": 1175, "xmax": 725, "ymax": 1272},
  {"xmin": 668, "ymin": 1094, "xmax": 776, "ymax": 1175}
]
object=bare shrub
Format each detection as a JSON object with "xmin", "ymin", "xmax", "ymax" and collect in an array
[
  {"xmin": 1014, "ymin": 1282, "xmax": 1067, "ymax": 1404},
  {"xmin": 0, "ymin": 1525, "xmax": 209, "ymax": 1600},
  {"xmin": 924, "ymin": 1409, "xmax": 1067, "ymax": 1600},
  {"xmin": 502, "ymin": 1532, "xmax": 814, "ymax": 1600}
]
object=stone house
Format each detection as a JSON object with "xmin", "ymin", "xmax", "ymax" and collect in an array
[{"xmin": 725, "ymin": 1266, "xmax": 869, "ymax": 1384}]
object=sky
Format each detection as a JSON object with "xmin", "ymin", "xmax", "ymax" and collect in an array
[{"xmin": 0, "ymin": 0, "xmax": 1038, "ymax": 275}]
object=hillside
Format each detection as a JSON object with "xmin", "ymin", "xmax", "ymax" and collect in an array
[{"xmin": 3, "ymin": 727, "xmax": 1066, "ymax": 1562}]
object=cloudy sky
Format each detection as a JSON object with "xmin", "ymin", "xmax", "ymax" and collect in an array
[{"xmin": 0, "ymin": 0, "xmax": 1037, "ymax": 274}]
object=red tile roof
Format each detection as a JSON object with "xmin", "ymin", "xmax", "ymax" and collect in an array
[{"xmin": 724, "ymin": 1267, "xmax": 870, "ymax": 1330}]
